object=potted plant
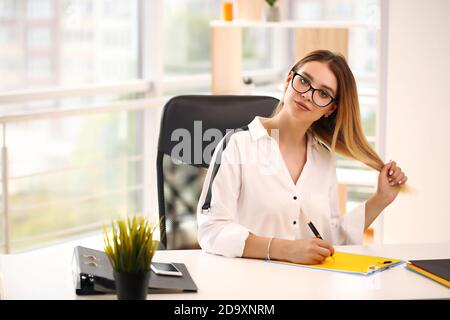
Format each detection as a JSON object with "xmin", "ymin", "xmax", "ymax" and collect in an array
[
  {"xmin": 103, "ymin": 215, "xmax": 159, "ymax": 300},
  {"xmin": 263, "ymin": 0, "xmax": 280, "ymax": 22}
]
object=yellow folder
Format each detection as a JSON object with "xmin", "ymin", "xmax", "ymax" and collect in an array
[{"xmin": 270, "ymin": 251, "xmax": 404, "ymax": 276}]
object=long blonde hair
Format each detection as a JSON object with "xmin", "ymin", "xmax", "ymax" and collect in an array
[{"xmin": 273, "ymin": 50, "xmax": 384, "ymax": 172}]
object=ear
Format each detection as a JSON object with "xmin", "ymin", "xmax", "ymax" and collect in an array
[
  {"xmin": 284, "ymin": 71, "xmax": 294, "ymax": 91},
  {"xmin": 325, "ymin": 104, "xmax": 337, "ymax": 117}
]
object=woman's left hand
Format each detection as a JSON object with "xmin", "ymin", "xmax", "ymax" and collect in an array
[{"xmin": 375, "ymin": 161, "xmax": 408, "ymax": 208}]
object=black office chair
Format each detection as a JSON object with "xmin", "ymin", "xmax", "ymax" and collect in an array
[{"xmin": 156, "ymin": 95, "xmax": 279, "ymax": 249}]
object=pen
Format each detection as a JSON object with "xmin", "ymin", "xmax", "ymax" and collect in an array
[
  {"xmin": 307, "ymin": 221, "xmax": 333, "ymax": 257},
  {"xmin": 307, "ymin": 221, "xmax": 323, "ymax": 240},
  {"xmin": 300, "ymin": 207, "xmax": 324, "ymax": 239},
  {"xmin": 300, "ymin": 207, "xmax": 332, "ymax": 256}
]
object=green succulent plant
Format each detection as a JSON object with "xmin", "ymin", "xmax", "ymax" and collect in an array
[
  {"xmin": 103, "ymin": 215, "xmax": 159, "ymax": 273},
  {"xmin": 266, "ymin": 0, "xmax": 277, "ymax": 7}
]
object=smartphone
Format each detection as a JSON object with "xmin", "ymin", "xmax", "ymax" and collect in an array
[{"xmin": 151, "ymin": 262, "xmax": 183, "ymax": 277}]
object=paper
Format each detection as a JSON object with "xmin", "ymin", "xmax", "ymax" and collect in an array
[{"xmin": 270, "ymin": 251, "xmax": 404, "ymax": 276}]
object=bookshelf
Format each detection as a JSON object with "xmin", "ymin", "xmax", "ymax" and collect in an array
[{"xmin": 211, "ymin": 19, "xmax": 378, "ymax": 94}]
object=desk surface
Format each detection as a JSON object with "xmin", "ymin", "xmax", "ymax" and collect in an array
[{"xmin": 1, "ymin": 236, "xmax": 449, "ymax": 300}]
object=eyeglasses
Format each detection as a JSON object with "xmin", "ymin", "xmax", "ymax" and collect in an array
[{"xmin": 291, "ymin": 72, "xmax": 337, "ymax": 108}]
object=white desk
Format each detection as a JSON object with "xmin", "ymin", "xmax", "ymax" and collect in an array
[{"xmin": 1, "ymin": 236, "xmax": 449, "ymax": 300}]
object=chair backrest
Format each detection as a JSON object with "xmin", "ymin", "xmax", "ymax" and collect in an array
[{"xmin": 156, "ymin": 95, "xmax": 279, "ymax": 249}]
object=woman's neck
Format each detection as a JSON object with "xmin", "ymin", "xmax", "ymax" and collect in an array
[{"xmin": 261, "ymin": 113, "xmax": 309, "ymax": 147}]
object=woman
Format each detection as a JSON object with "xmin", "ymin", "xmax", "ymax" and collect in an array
[{"xmin": 197, "ymin": 50, "xmax": 407, "ymax": 265}]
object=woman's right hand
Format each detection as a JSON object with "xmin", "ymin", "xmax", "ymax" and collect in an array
[{"xmin": 285, "ymin": 238, "xmax": 335, "ymax": 264}]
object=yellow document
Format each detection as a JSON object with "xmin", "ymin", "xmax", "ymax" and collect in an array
[{"xmin": 271, "ymin": 251, "xmax": 404, "ymax": 276}]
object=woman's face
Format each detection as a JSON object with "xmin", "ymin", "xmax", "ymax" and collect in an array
[{"xmin": 282, "ymin": 61, "xmax": 338, "ymax": 123}]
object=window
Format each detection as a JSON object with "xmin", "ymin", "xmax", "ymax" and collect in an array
[
  {"xmin": 26, "ymin": 0, "xmax": 53, "ymax": 20},
  {"xmin": 242, "ymin": 28, "xmax": 274, "ymax": 71},
  {"xmin": 27, "ymin": 27, "xmax": 52, "ymax": 50},
  {"xmin": 163, "ymin": 0, "xmax": 274, "ymax": 94},
  {"xmin": 0, "ymin": 0, "xmax": 139, "ymax": 92},
  {"xmin": 164, "ymin": 0, "xmax": 219, "ymax": 76},
  {"xmin": 0, "ymin": 0, "xmax": 18, "ymax": 19},
  {"xmin": 6, "ymin": 111, "xmax": 145, "ymax": 252},
  {"xmin": 0, "ymin": 0, "xmax": 144, "ymax": 253},
  {"xmin": 0, "ymin": 25, "xmax": 16, "ymax": 45},
  {"xmin": 27, "ymin": 57, "xmax": 52, "ymax": 80}
]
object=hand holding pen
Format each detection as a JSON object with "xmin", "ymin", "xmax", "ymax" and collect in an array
[
  {"xmin": 301, "ymin": 208, "xmax": 334, "ymax": 259},
  {"xmin": 306, "ymin": 219, "xmax": 335, "ymax": 260},
  {"xmin": 285, "ymin": 237, "xmax": 335, "ymax": 265},
  {"xmin": 271, "ymin": 208, "xmax": 335, "ymax": 265}
]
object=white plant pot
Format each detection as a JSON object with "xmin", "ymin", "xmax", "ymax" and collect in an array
[{"xmin": 263, "ymin": 6, "xmax": 280, "ymax": 22}]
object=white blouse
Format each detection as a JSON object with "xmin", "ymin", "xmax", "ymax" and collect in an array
[{"xmin": 197, "ymin": 116, "xmax": 366, "ymax": 258}]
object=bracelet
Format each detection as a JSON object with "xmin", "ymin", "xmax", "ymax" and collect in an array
[{"xmin": 266, "ymin": 237, "xmax": 273, "ymax": 261}]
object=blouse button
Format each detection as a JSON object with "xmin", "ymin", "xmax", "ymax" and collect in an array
[
  {"xmin": 293, "ymin": 196, "xmax": 298, "ymax": 200},
  {"xmin": 293, "ymin": 221, "xmax": 297, "ymax": 225}
]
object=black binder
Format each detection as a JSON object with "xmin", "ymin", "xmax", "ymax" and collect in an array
[{"xmin": 72, "ymin": 246, "xmax": 198, "ymax": 295}]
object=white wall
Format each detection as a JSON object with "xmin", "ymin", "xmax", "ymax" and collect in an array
[{"xmin": 383, "ymin": 0, "xmax": 450, "ymax": 244}]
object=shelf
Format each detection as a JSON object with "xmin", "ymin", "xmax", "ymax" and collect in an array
[
  {"xmin": 210, "ymin": 20, "xmax": 352, "ymax": 94},
  {"xmin": 210, "ymin": 19, "xmax": 373, "ymax": 94},
  {"xmin": 211, "ymin": 19, "xmax": 379, "ymax": 29}
]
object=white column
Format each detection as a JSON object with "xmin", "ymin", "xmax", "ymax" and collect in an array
[
  {"xmin": 1, "ymin": 125, "xmax": 10, "ymax": 253},
  {"xmin": 373, "ymin": 0, "xmax": 389, "ymax": 244},
  {"xmin": 383, "ymin": 0, "xmax": 450, "ymax": 244},
  {"xmin": 140, "ymin": 0, "xmax": 164, "ymax": 224}
]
